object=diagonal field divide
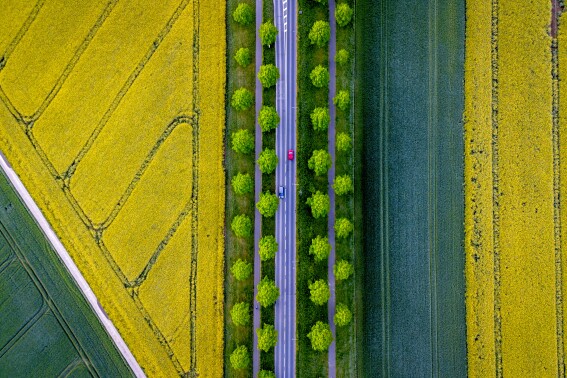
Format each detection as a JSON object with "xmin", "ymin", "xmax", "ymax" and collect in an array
[
  {"xmin": 360, "ymin": 0, "xmax": 467, "ymax": 375},
  {"xmin": 0, "ymin": 163, "xmax": 137, "ymax": 377}
]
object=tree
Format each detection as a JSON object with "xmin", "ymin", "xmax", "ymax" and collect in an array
[
  {"xmin": 232, "ymin": 3, "xmax": 254, "ymax": 25},
  {"xmin": 260, "ymin": 21, "xmax": 278, "ymax": 47},
  {"xmin": 259, "ymin": 371, "xmax": 276, "ymax": 378},
  {"xmin": 232, "ymin": 172, "xmax": 253, "ymax": 195},
  {"xmin": 231, "ymin": 129, "xmax": 254, "ymax": 154},
  {"xmin": 308, "ymin": 149, "xmax": 331, "ymax": 176},
  {"xmin": 309, "ymin": 279, "xmax": 330, "ymax": 305},
  {"xmin": 311, "ymin": 0, "xmax": 328, "ymax": 4},
  {"xmin": 309, "ymin": 235, "xmax": 331, "ymax": 262},
  {"xmin": 230, "ymin": 345, "xmax": 250, "ymax": 369},
  {"xmin": 259, "ymin": 106, "xmax": 280, "ymax": 132},
  {"xmin": 234, "ymin": 47, "xmax": 252, "ymax": 67},
  {"xmin": 310, "ymin": 107, "xmax": 330, "ymax": 131},
  {"xmin": 231, "ymin": 259, "xmax": 252, "ymax": 281},
  {"xmin": 307, "ymin": 321, "xmax": 333, "ymax": 351},
  {"xmin": 336, "ymin": 131, "xmax": 352, "ymax": 152},
  {"xmin": 258, "ymin": 148, "xmax": 278, "ymax": 174},
  {"xmin": 334, "ymin": 303, "xmax": 352, "ymax": 326},
  {"xmin": 259, "ymin": 235, "xmax": 278, "ymax": 261},
  {"xmin": 257, "ymin": 323, "xmax": 278, "ymax": 352},
  {"xmin": 258, "ymin": 64, "xmax": 280, "ymax": 88},
  {"xmin": 309, "ymin": 20, "xmax": 331, "ymax": 47},
  {"xmin": 335, "ymin": 49, "xmax": 350, "ymax": 66},
  {"xmin": 231, "ymin": 87, "xmax": 254, "ymax": 111},
  {"xmin": 333, "ymin": 175, "xmax": 353, "ymax": 196},
  {"xmin": 335, "ymin": 217, "xmax": 354, "ymax": 239},
  {"xmin": 310, "ymin": 65, "xmax": 330, "ymax": 88},
  {"xmin": 335, "ymin": 3, "xmax": 354, "ymax": 27},
  {"xmin": 230, "ymin": 302, "xmax": 250, "ymax": 326},
  {"xmin": 334, "ymin": 90, "xmax": 350, "ymax": 111},
  {"xmin": 306, "ymin": 191, "xmax": 330, "ymax": 218},
  {"xmin": 231, "ymin": 214, "xmax": 252, "ymax": 238},
  {"xmin": 257, "ymin": 192, "xmax": 279, "ymax": 217},
  {"xmin": 334, "ymin": 259, "xmax": 354, "ymax": 281},
  {"xmin": 256, "ymin": 276, "xmax": 280, "ymax": 307}
]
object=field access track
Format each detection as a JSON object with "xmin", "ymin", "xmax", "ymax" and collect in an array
[
  {"xmin": 360, "ymin": 0, "xmax": 467, "ymax": 375},
  {"xmin": 0, "ymin": 169, "xmax": 131, "ymax": 377}
]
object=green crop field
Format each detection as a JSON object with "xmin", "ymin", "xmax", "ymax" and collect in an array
[
  {"xmin": 0, "ymin": 170, "xmax": 131, "ymax": 377},
  {"xmin": 358, "ymin": 0, "xmax": 467, "ymax": 375}
]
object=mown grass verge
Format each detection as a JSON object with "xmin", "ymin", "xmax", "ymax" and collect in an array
[
  {"xmin": 260, "ymin": 0, "xmax": 277, "ymax": 372},
  {"xmin": 334, "ymin": 0, "xmax": 362, "ymax": 375},
  {"xmin": 297, "ymin": 1, "xmax": 330, "ymax": 376},
  {"xmin": 224, "ymin": 0, "xmax": 256, "ymax": 376}
]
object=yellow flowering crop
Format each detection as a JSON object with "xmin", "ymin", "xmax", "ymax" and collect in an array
[
  {"xmin": 466, "ymin": 0, "xmax": 563, "ymax": 376},
  {"xmin": 0, "ymin": 0, "xmax": 225, "ymax": 376}
]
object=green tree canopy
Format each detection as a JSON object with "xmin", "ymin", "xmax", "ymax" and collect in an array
[
  {"xmin": 309, "ymin": 279, "xmax": 330, "ymax": 305},
  {"xmin": 334, "ymin": 303, "xmax": 352, "ymax": 327},
  {"xmin": 311, "ymin": 0, "xmax": 328, "ymax": 4},
  {"xmin": 257, "ymin": 148, "xmax": 278, "ymax": 174},
  {"xmin": 230, "ymin": 345, "xmax": 250, "ymax": 369},
  {"xmin": 334, "ymin": 259, "xmax": 354, "ymax": 281},
  {"xmin": 335, "ymin": 3, "xmax": 354, "ymax": 27},
  {"xmin": 308, "ymin": 149, "xmax": 332, "ymax": 176},
  {"xmin": 310, "ymin": 107, "xmax": 330, "ymax": 131},
  {"xmin": 256, "ymin": 276, "xmax": 280, "ymax": 307},
  {"xmin": 335, "ymin": 217, "xmax": 354, "ymax": 239},
  {"xmin": 231, "ymin": 172, "xmax": 253, "ymax": 195},
  {"xmin": 258, "ymin": 64, "xmax": 280, "ymax": 88},
  {"xmin": 307, "ymin": 321, "xmax": 333, "ymax": 351},
  {"xmin": 258, "ymin": 370, "xmax": 276, "ymax": 378},
  {"xmin": 334, "ymin": 90, "xmax": 350, "ymax": 111},
  {"xmin": 231, "ymin": 129, "xmax": 254, "ymax": 154},
  {"xmin": 309, "ymin": 20, "xmax": 331, "ymax": 47},
  {"xmin": 257, "ymin": 323, "xmax": 278, "ymax": 352},
  {"xmin": 231, "ymin": 87, "xmax": 254, "ymax": 111},
  {"xmin": 230, "ymin": 302, "xmax": 250, "ymax": 326},
  {"xmin": 333, "ymin": 175, "xmax": 353, "ymax": 196},
  {"xmin": 232, "ymin": 3, "xmax": 254, "ymax": 25},
  {"xmin": 309, "ymin": 235, "xmax": 331, "ymax": 262},
  {"xmin": 257, "ymin": 191, "xmax": 279, "ymax": 217},
  {"xmin": 258, "ymin": 106, "xmax": 280, "ymax": 132},
  {"xmin": 231, "ymin": 259, "xmax": 252, "ymax": 281},
  {"xmin": 231, "ymin": 214, "xmax": 252, "ymax": 238},
  {"xmin": 259, "ymin": 235, "xmax": 278, "ymax": 261},
  {"xmin": 260, "ymin": 21, "xmax": 278, "ymax": 47},
  {"xmin": 335, "ymin": 48, "xmax": 350, "ymax": 66},
  {"xmin": 310, "ymin": 65, "xmax": 330, "ymax": 88},
  {"xmin": 336, "ymin": 131, "xmax": 352, "ymax": 152},
  {"xmin": 306, "ymin": 191, "xmax": 330, "ymax": 219},
  {"xmin": 234, "ymin": 47, "xmax": 252, "ymax": 67}
]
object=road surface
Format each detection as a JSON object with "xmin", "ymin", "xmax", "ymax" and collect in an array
[
  {"xmin": 274, "ymin": 0, "xmax": 297, "ymax": 376},
  {"xmin": 253, "ymin": 0, "xmax": 263, "ymax": 375},
  {"xmin": 0, "ymin": 153, "xmax": 145, "ymax": 378},
  {"xmin": 327, "ymin": 0, "xmax": 337, "ymax": 375}
]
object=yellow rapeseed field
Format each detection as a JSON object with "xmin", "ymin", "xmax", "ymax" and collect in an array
[
  {"xmin": 0, "ymin": 1, "xmax": 225, "ymax": 376},
  {"xmin": 465, "ymin": 0, "xmax": 565, "ymax": 376}
]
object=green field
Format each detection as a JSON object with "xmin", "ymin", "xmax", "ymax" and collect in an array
[
  {"xmin": 358, "ymin": 0, "xmax": 467, "ymax": 375},
  {"xmin": 0, "ymin": 170, "xmax": 131, "ymax": 377}
]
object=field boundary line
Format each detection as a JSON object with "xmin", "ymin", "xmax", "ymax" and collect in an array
[
  {"xmin": 490, "ymin": 0, "xmax": 502, "ymax": 375},
  {"xmin": 0, "ymin": 153, "xmax": 145, "ymax": 377},
  {"xmin": 427, "ymin": 0, "xmax": 440, "ymax": 375},
  {"xmin": 552, "ymin": 0, "xmax": 565, "ymax": 373}
]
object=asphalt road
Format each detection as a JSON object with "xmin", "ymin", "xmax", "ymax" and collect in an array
[
  {"xmin": 274, "ymin": 0, "xmax": 297, "ymax": 376},
  {"xmin": 252, "ymin": 0, "xmax": 263, "ymax": 374},
  {"xmin": 0, "ymin": 153, "xmax": 145, "ymax": 377}
]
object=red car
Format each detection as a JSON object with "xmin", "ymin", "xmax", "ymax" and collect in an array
[{"xmin": 288, "ymin": 149, "xmax": 294, "ymax": 160}]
